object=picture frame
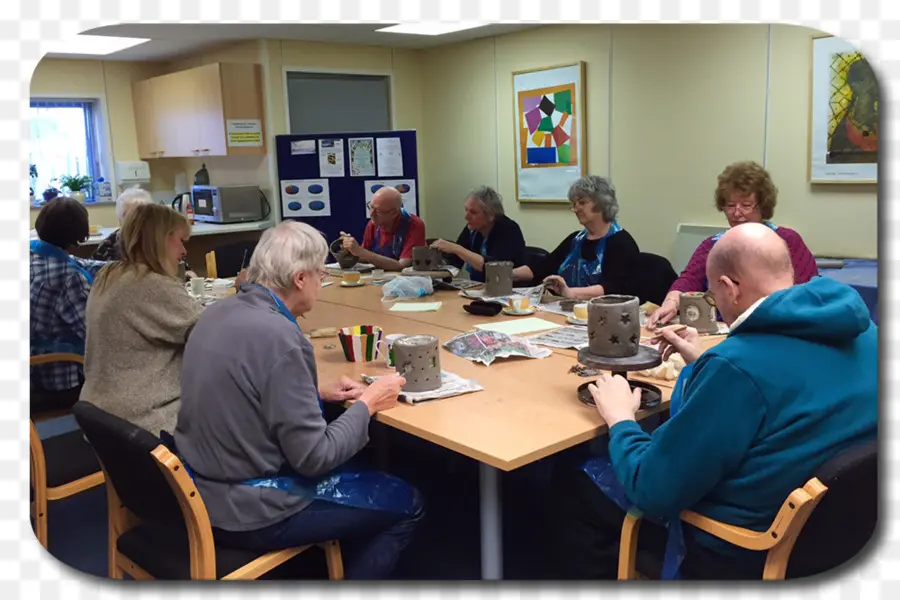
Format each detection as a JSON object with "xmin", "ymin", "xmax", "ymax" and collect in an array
[
  {"xmin": 808, "ymin": 34, "xmax": 878, "ymax": 184},
  {"xmin": 512, "ymin": 62, "xmax": 587, "ymax": 203}
]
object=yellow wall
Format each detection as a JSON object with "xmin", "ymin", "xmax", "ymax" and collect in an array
[{"xmin": 420, "ymin": 24, "xmax": 878, "ymax": 259}]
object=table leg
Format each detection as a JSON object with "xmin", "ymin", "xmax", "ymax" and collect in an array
[{"xmin": 479, "ymin": 462, "xmax": 503, "ymax": 580}]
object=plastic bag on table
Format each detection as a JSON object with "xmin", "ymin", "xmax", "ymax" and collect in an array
[{"xmin": 382, "ymin": 276, "xmax": 433, "ymax": 299}]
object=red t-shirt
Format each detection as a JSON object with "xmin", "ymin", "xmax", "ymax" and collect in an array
[{"xmin": 361, "ymin": 212, "xmax": 426, "ymax": 260}]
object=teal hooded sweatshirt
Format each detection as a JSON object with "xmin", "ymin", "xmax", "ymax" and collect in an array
[{"xmin": 608, "ymin": 276, "xmax": 878, "ymax": 560}]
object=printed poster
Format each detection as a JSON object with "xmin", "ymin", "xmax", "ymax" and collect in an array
[
  {"xmin": 376, "ymin": 137, "xmax": 403, "ymax": 177},
  {"xmin": 281, "ymin": 179, "xmax": 331, "ymax": 218},
  {"xmin": 290, "ymin": 140, "xmax": 316, "ymax": 155},
  {"xmin": 348, "ymin": 137, "xmax": 376, "ymax": 177},
  {"xmin": 318, "ymin": 139, "xmax": 345, "ymax": 177},
  {"xmin": 364, "ymin": 179, "xmax": 417, "ymax": 216},
  {"xmin": 226, "ymin": 119, "xmax": 263, "ymax": 147}
]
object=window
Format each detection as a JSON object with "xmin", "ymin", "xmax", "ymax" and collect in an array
[
  {"xmin": 286, "ymin": 72, "xmax": 391, "ymax": 134},
  {"xmin": 30, "ymin": 99, "xmax": 101, "ymax": 203}
]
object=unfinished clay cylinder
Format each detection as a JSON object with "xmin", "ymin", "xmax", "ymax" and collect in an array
[
  {"xmin": 412, "ymin": 246, "xmax": 443, "ymax": 271},
  {"xmin": 392, "ymin": 335, "xmax": 442, "ymax": 393},
  {"xmin": 679, "ymin": 292, "xmax": 718, "ymax": 334},
  {"xmin": 484, "ymin": 261, "xmax": 514, "ymax": 297},
  {"xmin": 587, "ymin": 295, "xmax": 640, "ymax": 358}
]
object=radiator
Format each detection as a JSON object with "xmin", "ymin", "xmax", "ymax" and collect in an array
[{"xmin": 673, "ymin": 223, "xmax": 727, "ymax": 274}]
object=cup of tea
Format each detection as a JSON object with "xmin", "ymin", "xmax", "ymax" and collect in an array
[
  {"xmin": 573, "ymin": 303, "xmax": 589, "ymax": 321},
  {"xmin": 380, "ymin": 334, "xmax": 407, "ymax": 368},
  {"xmin": 342, "ymin": 271, "xmax": 361, "ymax": 284},
  {"xmin": 89, "ymin": 224, "xmax": 100, "ymax": 235},
  {"xmin": 509, "ymin": 295, "xmax": 530, "ymax": 312}
]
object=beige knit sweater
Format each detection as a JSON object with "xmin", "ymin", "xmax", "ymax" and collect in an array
[{"xmin": 80, "ymin": 269, "xmax": 202, "ymax": 436}]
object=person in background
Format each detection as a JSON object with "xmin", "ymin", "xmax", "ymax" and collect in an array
[
  {"xmin": 175, "ymin": 220, "xmax": 423, "ymax": 580},
  {"xmin": 339, "ymin": 186, "xmax": 426, "ymax": 272},
  {"xmin": 647, "ymin": 161, "xmax": 818, "ymax": 328},
  {"xmin": 92, "ymin": 187, "xmax": 197, "ymax": 279},
  {"xmin": 431, "ymin": 185, "xmax": 527, "ymax": 282},
  {"xmin": 30, "ymin": 197, "xmax": 107, "ymax": 412},
  {"xmin": 80, "ymin": 204, "xmax": 201, "ymax": 436},
  {"xmin": 513, "ymin": 176, "xmax": 643, "ymax": 300},
  {"xmin": 553, "ymin": 223, "xmax": 876, "ymax": 579}
]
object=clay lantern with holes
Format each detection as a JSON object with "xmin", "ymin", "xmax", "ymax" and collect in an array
[
  {"xmin": 587, "ymin": 295, "xmax": 640, "ymax": 358},
  {"xmin": 392, "ymin": 334, "xmax": 442, "ymax": 393}
]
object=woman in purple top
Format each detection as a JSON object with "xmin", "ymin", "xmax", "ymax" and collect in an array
[{"xmin": 647, "ymin": 161, "xmax": 819, "ymax": 328}]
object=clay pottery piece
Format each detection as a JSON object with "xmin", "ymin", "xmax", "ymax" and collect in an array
[
  {"xmin": 330, "ymin": 238, "xmax": 359, "ymax": 270},
  {"xmin": 412, "ymin": 246, "xmax": 443, "ymax": 272},
  {"xmin": 679, "ymin": 292, "xmax": 718, "ymax": 334},
  {"xmin": 392, "ymin": 335, "xmax": 442, "ymax": 393},
  {"xmin": 484, "ymin": 261, "xmax": 514, "ymax": 297},
  {"xmin": 587, "ymin": 295, "xmax": 640, "ymax": 358}
]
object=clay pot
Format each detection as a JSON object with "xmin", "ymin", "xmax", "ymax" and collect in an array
[
  {"xmin": 412, "ymin": 246, "xmax": 442, "ymax": 271},
  {"xmin": 329, "ymin": 238, "xmax": 359, "ymax": 270},
  {"xmin": 587, "ymin": 295, "xmax": 640, "ymax": 358},
  {"xmin": 484, "ymin": 261, "xmax": 513, "ymax": 297},
  {"xmin": 393, "ymin": 335, "xmax": 442, "ymax": 393},
  {"xmin": 679, "ymin": 292, "xmax": 718, "ymax": 334}
]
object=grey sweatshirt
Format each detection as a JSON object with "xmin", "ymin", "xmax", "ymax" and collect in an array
[{"xmin": 174, "ymin": 284, "xmax": 372, "ymax": 531}]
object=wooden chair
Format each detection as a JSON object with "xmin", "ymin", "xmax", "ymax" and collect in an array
[
  {"xmin": 72, "ymin": 401, "xmax": 344, "ymax": 580},
  {"xmin": 617, "ymin": 440, "xmax": 877, "ymax": 580},
  {"xmin": 204, "ymin": 240, "xmax": 257, "ymax": 279},
  {"xmin": 30, "ymin": 353, "xmax": 85, "ymax": 423}
]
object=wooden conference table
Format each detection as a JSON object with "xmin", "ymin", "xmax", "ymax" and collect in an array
[{"xmin": 296, "ymin": 275, "xmax": 728, "ymax": 580}]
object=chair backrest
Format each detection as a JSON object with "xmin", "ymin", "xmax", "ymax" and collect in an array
[
  {"xmin": 787, "ymin": 439, "xmax": 878, "ymax": 578},
  {"xmin": 524, "ymin": 246, "xmax": 549, "ymax": 285},
  {"xmin": 637, "ymin": 252, "xmax": 678, "ymax": 305},
  {"xmin": 211, "ymin": 240, "xmax": 258, "ymax": 278},
  {"xmin": 72, "ymin": 401, "xmax": 185, "ymax": 526}
]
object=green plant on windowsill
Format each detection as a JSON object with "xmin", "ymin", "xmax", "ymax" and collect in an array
[{"xmin": 58, "ymin": 174, "xmax": 92, "ymax": 203}]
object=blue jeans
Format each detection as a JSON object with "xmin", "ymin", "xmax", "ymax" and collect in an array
[{"xmin": 213, "ymin": 498, "xmax": 424, "ymax": 580}]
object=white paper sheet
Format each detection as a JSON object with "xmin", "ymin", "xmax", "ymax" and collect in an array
[
  {"xmin": 474, "ymin": 318, "xmax": 563, "ymax": 336},
  {"xmin": 225, "ymin": 119, "xmax": 263, "ymax": 147},
  {"xmin": 389, "ymin": 302, "xmax": 443, "ymax": 312},
  {"xmin": 364, "ymin": 179, "xmax": 417, "ymax": 215},
  {"xmin": 291, "ymin": 140, "xmax": 316, "ymax": 155},
  {"xmin": 361, "ymin": 371, "xmax": 483, "ymax": 405},
  {"xmin": 318, "ymin": 139, "xmax": 345, "ymax": 177},
  {"xmin": 376, "ymin": 137, "xmax": 403, "ymax": 176},
  {"xmin": 348, "ymin": 137, "xmax": 376, "ymax": 177},
  {"xmin": 280, "ymin": 179, "xmax": 331, "ymax": 217},
  {"xmin": 527, "ymin": 326, "xmax": 589, "ymax": 349}
]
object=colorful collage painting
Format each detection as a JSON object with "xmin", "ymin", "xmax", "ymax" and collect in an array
[{"xmin": 518, "ymin": 84, "xmax": 578, "ymax": 168}]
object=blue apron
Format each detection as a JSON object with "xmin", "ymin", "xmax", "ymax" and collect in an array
[
  {"xmin": 579, "ymin": 362, "xmax": 696, "ymax": 580},
  {"xmin": 558, "ymin": 222, "xmax": 622, "ymax": 288},
  {"xmin": 30, "ymin": 239, "xmax": 94, "ymax": 356},
  {"xmin": 372, "ymin": 209, "xmax": 411, "ymax": 260},
  {"xmin": 178, "ymin": 283, "xmax": 419, "ymax": 516},
  {"xmin": 465, "ymin": 229, "xmax": 490, "ymax": 282}
]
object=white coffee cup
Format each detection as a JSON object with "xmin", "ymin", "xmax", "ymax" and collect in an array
[
  {"xmin": 573, "ymin": 303, "xmax": 589, "ymax": 321},
  {"xmin": 510, "ymin": 295, "xmax": 530, "ymax": 312},
  {"xmin": 190, "ymin": 277, "xmax": 205, "ymax": 297}
]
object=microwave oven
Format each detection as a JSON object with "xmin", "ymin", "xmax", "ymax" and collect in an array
[{"xmin": 190, "ymin": 185, "xmax": 263, "ymax": 224}]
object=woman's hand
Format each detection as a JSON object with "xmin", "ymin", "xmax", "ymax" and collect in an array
[
  {"xmin": 430, "ymin": 239, "xmax": 457, "ymax": 255},
  {"xmin": 646, "ymin": 293, "xmax": 681, "ymax": 329},
  {"xmin": 543, "ymin": 275, "xmax": 572, "ymax": 299},
  {"xmin": 320, "ymin": 376, "xmax": 368, "ymax": 402}
]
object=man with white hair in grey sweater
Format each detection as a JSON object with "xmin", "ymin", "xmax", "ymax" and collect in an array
[{"xmin": 175, "ymin": 220, "xmax": 423, "ymax": 580}]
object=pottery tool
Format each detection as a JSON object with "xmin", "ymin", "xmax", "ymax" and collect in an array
[{"xmin": 309, "ymin": 327, "xmax": 338, "ymax": 338}]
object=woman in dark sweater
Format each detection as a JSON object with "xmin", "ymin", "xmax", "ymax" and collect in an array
[
  {"xmin": 430, "ymin": 186, "xmax": 527, "ymax": 282},
  {"xmin": 514, "ymin": 176, "xmax": 642, "ymax": 300}
]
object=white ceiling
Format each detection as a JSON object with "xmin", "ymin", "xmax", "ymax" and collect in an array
[{"xmin": 52, "ymin": 23, "xmax": 541, "ymax": 61}]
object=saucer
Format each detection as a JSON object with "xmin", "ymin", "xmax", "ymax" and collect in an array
[
  {"xmin": 567, "ymin": 315, "xmax": 588, "ymax": 326},
  {"xmin": 502, "ymin": 307, "xmax": 536, "ymax": 316},
  {"xmin": 340, "ymin": 281, "xmax": 366, "ymax": 288}
]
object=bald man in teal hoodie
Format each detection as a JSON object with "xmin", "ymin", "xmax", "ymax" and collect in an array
[{"xmin": 554, "ymin": 223, "xmax": 877, "ymax": 579}]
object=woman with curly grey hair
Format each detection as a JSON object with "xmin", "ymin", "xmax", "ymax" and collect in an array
[
  {"xmin": 514, "ymin": 175, "xmax": 643, "ymax": 300},
  {"xmin": 430, "ymin": 185, "xmax": 527, "ymax": 282}
]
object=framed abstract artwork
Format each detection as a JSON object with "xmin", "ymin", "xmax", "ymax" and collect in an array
[
  {"xmin": 512, "ymin": 62, "xmax": 586, "ymax": 202},
  {"xmin": 809, "ymin": 35, "xmax": 878, "ymax": 184}
]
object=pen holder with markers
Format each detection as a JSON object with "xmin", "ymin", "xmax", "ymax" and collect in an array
[{"xmin": 338, "ymin": 325, "xmax": 384, "ymax": 362}]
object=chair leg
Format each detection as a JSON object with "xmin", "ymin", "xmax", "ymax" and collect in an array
[
  {"xmin": 618, "ymin": 512, "xmax": 643, "ymax": 580},
  {"xmin": 30, "ymin": 424, "xmax": 48, "ymax": 549},
  {"xmin": 320, "ymin": 540, "xmax": 344, "ymax": 580}
]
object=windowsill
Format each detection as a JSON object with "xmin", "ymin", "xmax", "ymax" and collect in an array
[{"xmin": 30, "ymin": 198, "xmax": 115, "ymax": 210}]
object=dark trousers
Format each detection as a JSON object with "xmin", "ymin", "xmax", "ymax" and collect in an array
[
  {"xmin": 214, "ymin": 498, "xmax": 424, "ymax": 580},
  {"xmin": 550, "ymin": 466, "xmax": 763, "ymax": 580}
]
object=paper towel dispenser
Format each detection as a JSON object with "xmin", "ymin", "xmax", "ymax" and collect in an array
[{"xmin": 115, "ymin": 161, "xmax": 151, "ymax": 186}]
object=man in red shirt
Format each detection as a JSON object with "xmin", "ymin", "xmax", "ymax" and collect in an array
[{"xmin": 341, "ymin": 186, "xmax": 426, "ymax": 271}]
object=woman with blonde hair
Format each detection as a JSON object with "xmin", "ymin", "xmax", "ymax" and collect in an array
[{"xmin": 80, "ymin": 203, "xmax": 202, "ymax": 436}]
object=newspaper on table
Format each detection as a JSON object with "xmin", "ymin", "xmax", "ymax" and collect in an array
[
  {"xmin": 443, "ymin": 329, "xmax": 552, "ymax": 366},
  {"xmin": 537, "ymin": 300, "xmax": 574, "ymax": 318},
  {"xmin": 527, "ymin": 326, "xmax": 589, "ymax": 350},
  {"xmin": 360, "ymin": 371, "xmax": 483, "ymax": 405},
  {"xmin": 460, "ymin": 283, "xmax": 546, "ymax": 307}
]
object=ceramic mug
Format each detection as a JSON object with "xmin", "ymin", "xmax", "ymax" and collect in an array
[
  {"xmin": 573, "ymin": 303, "xmax": 589, "ymax": 321},
  {"xmin": 510, "ymin": 295, "xmax": 530, "ymax": 312},
  {"xmin": 189, "ymin": 277, "xmax": 205, "ymax": 297},
  {"xmin": 379, "ymin": 334, "xmax": 407, "ymax": 368}
]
